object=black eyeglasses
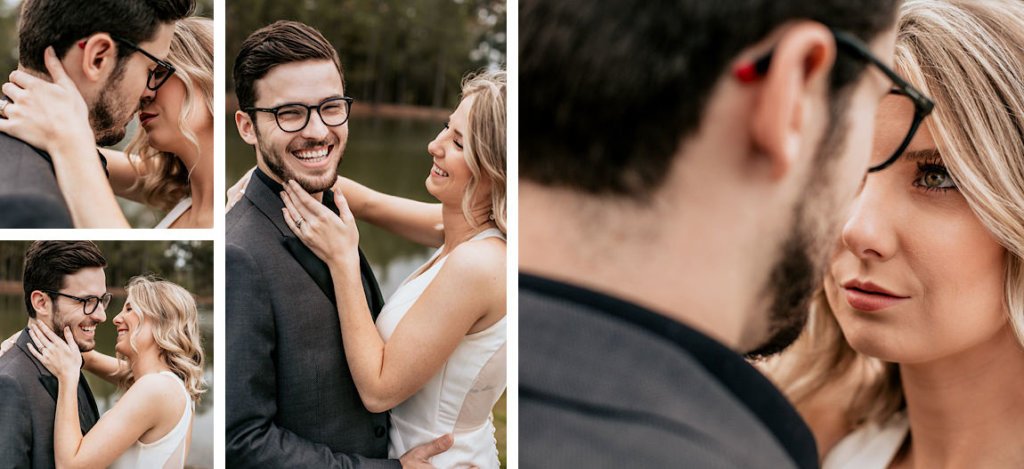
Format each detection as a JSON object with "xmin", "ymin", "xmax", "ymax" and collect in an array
[
  {"xmin": 244, "ymin": 96, "xmax": 354, "ymax": 133},
  {"xmin": 41, "ymin": 290, "xmax": 112, "ymax": 315},
  {"xmin": 750, "ymin": 28, "xmax": 934, "ymax": 173},
  {"xmin": 110, "ymin": 35, "xmax": 176, "ymax": 91}
]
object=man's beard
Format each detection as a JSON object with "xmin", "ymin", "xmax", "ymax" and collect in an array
[
  {"xmin": 256, "ymin": 126, "xmax": 341, "ymax": 194},
  {"xmin": 744, "ymin": 110, "xmax": 851, "ymax": 359},
  {"xmin": 91, "ymin": 64, "xmax": 133, "ymax": 147},
  {"xmin": 51, "ymin": 305, "xmax": 94, "ymax": 353}
]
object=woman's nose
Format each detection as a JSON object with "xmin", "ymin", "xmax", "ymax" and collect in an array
[
  {"xmin": 427, "ymin": 133, "xmax": 444, "ymax": 159},
  {"xmin": 841, "ymin": 177, "xmax": 898, "ymax": 261}
]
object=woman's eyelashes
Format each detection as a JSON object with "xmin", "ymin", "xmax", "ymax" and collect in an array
[
  {"xmin": 443, "ymin": 122, "xmax": 464, "ymax": 150},
  {"xmin": 913, "ymin": 160, "xmax": 958, "ymax": 192}
]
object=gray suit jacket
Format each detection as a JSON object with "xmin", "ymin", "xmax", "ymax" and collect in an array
[
  {"xmin": 226, "ymin": 169, "xmax": 398, "ymax": 469},
  {"xmin": 0, "ymin": 133, "xmax": 73, "ymax": 228},
  {"xmin": 520, "ymin": 275, "xmax": 816, "ymax": 468},
  {"xmin": 0, "ymin": 329, "xmax": 100, "ymax": 469}
]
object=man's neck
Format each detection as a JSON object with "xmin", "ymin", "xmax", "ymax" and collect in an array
[{"xmin": 519, "ymin": 182, "xmax": 771, "ymax": 351}]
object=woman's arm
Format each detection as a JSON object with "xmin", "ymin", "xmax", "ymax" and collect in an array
[
  {"xmin": 337, "ymin": 177, "xmax": 444, "ymax": 248},
  {"xmin": 98, "ymin": 149, "xmax": 147, "ymax": 203},
  {"xmin": 27, "ymin": 324, "xmax": 162, "ymax": 469},
  {"xmin": 281, "ymin": 182, "xmax": 505, "ymax": 412},
  {"xmin": 0, "ymin": 47, "xmax": 129, "ymax": 228},
  {"xmin": 81, "ymin": 351, "xmax": 124, "ymax": 385}
]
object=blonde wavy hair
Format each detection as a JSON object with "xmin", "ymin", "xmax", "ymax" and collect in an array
[
  {"xmin": 772, "ymin": 0, "xmax": 1024, "ymax": 430},
  {"xmin": 114, "ymin": 276, "xmax": 206, "ymax": 403},
  {"xmin": 459, "ymin": 69, "xmax": 507, "ymax": 235},
  {"xmin": 125, "ymin": 16, "xmax": 213, "ymax": 211}
]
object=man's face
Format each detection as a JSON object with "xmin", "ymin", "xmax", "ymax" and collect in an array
[
  {"xmin": 746, "ymin": 24, "xmax": 899, "ymax": 358},
  {"xmin": 92, "ymin": 23, "xmax": 174, "ymax": 146},
  {"xmin": 246, "ymin": 60, "xmax": 348, "ymax": 194},
  {"xmin": 47, "ymin": 267, "xmax": 108, "ymax": 353}
]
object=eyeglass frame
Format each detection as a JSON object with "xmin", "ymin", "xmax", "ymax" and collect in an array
[
  {"xmin": 40, "ymin": 290, "xmax": 113, "ymax": 316},
  {"xmin": 748, "ymin": 27, "xmax": 934, "ymax": 173},
  {"xmin": 244, "ymin": 96, "xmax": 355, "ymax": 133},
  {"xmin": 109, "ymin": 35, "xmax": 176, "ymax": 91}
]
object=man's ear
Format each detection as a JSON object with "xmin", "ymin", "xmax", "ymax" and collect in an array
[
  {"xmin": 748, "ymin": 22, "xmax": 836, "ymax": 181},
  {"xmin": 76, "ymin": 33, "xmax": 119, "ymax": 84},
  {"xmin": 30, "ymin": 290, "xmax": 52, "ymax": 324},
  {"xmin": 235, "ymin": 110, "xmax": 258, "ymax": 145}
]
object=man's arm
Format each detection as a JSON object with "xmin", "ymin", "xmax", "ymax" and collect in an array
[
  {"xmin": 225, "ymin": 244, "xmax": 400, "ymax": 468},
  {"xmin": 0, "ymin": 374, "xmax": 33, "ymax": 469}
]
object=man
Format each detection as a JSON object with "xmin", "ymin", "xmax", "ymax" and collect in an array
[
  {"xmin": 520, "ymin": 0, "xmax": 913, "ymax": 467},
  {"xmin": 226, "ymin": 21, "xmax": 448, "ymax": 468},
  {"xmin": 0, "ymin": 241, "xmax": 110, "ymax": 469},
  {"xmin": 0, "ymin": 0, "xmax": 194, "ymax": 228}
]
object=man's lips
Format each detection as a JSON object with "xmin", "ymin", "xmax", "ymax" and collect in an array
[
  {"xmin": 841, "ymin": 279, "xmax": 909, "ymax": 312},
  {"xmin": 289, "ymin": 144, "xmax": 335, "ymax": 168}
]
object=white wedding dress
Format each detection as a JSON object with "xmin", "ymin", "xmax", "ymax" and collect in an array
[
  {"xmin": 376, "ymin": 228, "xmax": 506, "ymax": 469},
  {"xmin": 823, "ymin": 412, "xmax": 908, "ymax": 469},
  {"xmin": 110, "ymin": 371, "xmax": 193, "ymax": 469},
  {"xmin": 155, "ymin": 197, "xmax": 191, "ymax": 229}
]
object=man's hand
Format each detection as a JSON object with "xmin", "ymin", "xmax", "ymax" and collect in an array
[{"xmin": 399, "ymin": 434, "xmax": 453, "ymax": 469}]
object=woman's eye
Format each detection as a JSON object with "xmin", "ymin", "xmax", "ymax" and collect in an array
[{"xmin": 915, "ymin": 164, "xmax": 957, "ymax": 191}]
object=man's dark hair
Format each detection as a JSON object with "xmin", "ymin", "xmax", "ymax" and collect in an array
[
  {"xmin": 18, "ymin": 0, "xmax": 195, "ymax": 73},
  {"xmin": 521, "ymin": 0, "xmax": 899, "ymax": 198},
  {"xmin": 233, "ymin": 20, "xmax": 344, "ymax": 111},
  {"xmin": 22, "ymin": 241, "xmax": 107, "ymax": 318}
]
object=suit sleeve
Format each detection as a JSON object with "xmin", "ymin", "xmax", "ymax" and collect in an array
[
  {"xmin": 0, "ymin": 374, "xmax": 32, "ymax": 469},
  {"xmin": 0, "ymin": 193, "xmax": 73, "ymax": 228},
  {"xmin": 224, "ymin": 244, "xmax": 399, "ymax": 469}
]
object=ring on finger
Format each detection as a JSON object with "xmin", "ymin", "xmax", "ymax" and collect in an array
[
  {"xmin": 295, "ymin": 217, "xmax": 305, "ymax": 229},
  {"xmin": 0, "ymin": 98, "xmax": 9, "ymax": 118}
]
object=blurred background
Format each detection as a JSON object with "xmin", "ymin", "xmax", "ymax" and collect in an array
[
  {"xmin": 0, "ymin": 241, "xmax": 213, "ymax": 469},
  {"xmin": 227, "ymin": 1, "xmax": 507, "ymax": 465},
  {"xmin": 0, "ymin": 0, "xmax": 214, "ymax": 227}
]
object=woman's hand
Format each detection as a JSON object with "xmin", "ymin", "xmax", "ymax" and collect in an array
[
  {"xmin": 226, "ymin": 166, "xmax": 257, "ymax": 211},
  {"xmin": 27, "ymin": 322, "xmax": 82, "ymax": 383},
  {"xmin": 281, "ymin": 179, "xmax": 361, "ymax": 270},
  {"xmin": 0, "ymin": 47, "xmax": 94, "ymax": 155}
]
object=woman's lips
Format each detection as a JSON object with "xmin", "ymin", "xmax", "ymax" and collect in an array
[
  {"xmin": 841, "ymin": 280, "xmax": 909, "ymax": 312},
  {"xmin": 139, "ymin": 112, "xmax": 158, "ymax": 127}
]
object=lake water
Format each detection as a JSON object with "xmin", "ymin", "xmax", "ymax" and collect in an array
[{"xmin": 0, "ymin": 293, "xmax": 214, "ymax": 468}]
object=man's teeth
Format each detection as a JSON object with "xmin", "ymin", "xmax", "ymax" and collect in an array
[
  {"xmin": 81, "ymin": 326, "xmax": 95, "ymax": 332},
  {"xmin": 294, "ymin": 147, "xmax": 329, "ymax": 160},
  {"xmin": 432, "ymin": 164, "xmax": 449, "ymax": 177}
]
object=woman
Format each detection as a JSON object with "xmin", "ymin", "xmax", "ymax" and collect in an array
[
  {"xmin": 769, "ymin": 1, "xmax": 1024, "ymax": 467},
  {"xmin": 26, "ymin": 276, "xmax": 206, "ymax": 469},
  {"xmin": 0, "ymin": 17, "xmax": 213, "ymax": 228},
  {"xmin": 279, "ymin": 70, "xmax": 506, "ymax": 468}
]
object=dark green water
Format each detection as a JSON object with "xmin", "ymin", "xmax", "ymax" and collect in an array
[{"xmin": 0, "ymin": 294, "xmax": 214, "ymax": 468}]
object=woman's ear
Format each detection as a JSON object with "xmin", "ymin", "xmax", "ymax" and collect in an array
[{"xmin": 748, "ymin": 22, "xmax": 836, "ymax": 181}]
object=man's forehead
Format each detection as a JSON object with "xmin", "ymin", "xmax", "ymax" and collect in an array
[
  {"xmin": 62, "ymin": 267, "xmax": 106, "ymax": 294},
  {"xmin": 137, "ymin": 22, "xmax": 175, "ymax": 60},
  {"xmin": 253, "ymin": 59, "xmax": 345, "ymax": 106}
]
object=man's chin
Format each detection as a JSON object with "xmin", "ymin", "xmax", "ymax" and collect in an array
[{"xmin": 96, "ymin": 129, "xmax": 127, "ymax": 147}]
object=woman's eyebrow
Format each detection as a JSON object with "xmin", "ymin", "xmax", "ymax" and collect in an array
[{"xmin": 901, "ymin": 148, "xmax": 941, "ymax": 162}]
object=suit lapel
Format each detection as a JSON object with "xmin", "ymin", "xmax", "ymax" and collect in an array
[{"xmin": 16, "ymin": 327, "xmax": 102, "ymax": 433}]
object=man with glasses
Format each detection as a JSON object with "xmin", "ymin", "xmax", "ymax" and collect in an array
[
  {"xmin": 226, "ymin": 20, "xmax": 450, "ymax": 468},
  {"xmin": 520, "ymin": 0, "xmax": 929, "ymax": 467},
  {"xmin": 0, "ymin": 0, "xmax": 194, "ymax": 228},
  {"xmin": 0, "ymin": 241, "xmax": 109, "ymax": 469}
]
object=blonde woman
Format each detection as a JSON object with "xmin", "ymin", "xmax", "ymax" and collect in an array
[
  {"xmin": 769, "ymin": 1, "xmax": 1024, "ymax": 467},
  {"xmin": 26, "ymin": 276, "xmax": 205, "ymax": 469},
  {"xmin": 278, "ymin": 70, "xmax": 507, "ymax": 468},
  {"xmin": 0, "ymin": 17, "xmax": 213, "ymax": 228}
]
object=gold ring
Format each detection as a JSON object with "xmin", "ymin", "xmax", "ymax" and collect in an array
[{"xmin": 0, "ymin": 98, "xmax": 9, "ymax": 118}]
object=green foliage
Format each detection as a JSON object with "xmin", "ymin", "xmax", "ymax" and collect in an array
[{"xmin": 226, "ymin": 0, "xmax": 506, "ymax": 109}]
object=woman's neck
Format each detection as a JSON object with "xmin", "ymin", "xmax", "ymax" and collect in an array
[
  {"xmin": 897, "ymin": 325, "xmax": 1024, "ymax": 468},
  {"xmin": 173, "ymin": 128, "xmax": 214, "ymax": 227},
  {"xmin": 129, "ymin": 349, "xmax": 171, "ymax": 382},
  {"xmin": 439, "ymin": 201, "xmax": 495, "ymax": 253}
]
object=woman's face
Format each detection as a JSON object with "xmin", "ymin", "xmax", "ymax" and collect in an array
[
  {"xmin": 112, "ymin": 300, "xmax": 155, "ymax": 359},
  {"xmin": 825, "ymin": 95, "xmax": 1008, "ymax": 364},
  {"xmin": 137, "ymin": 75, "xmax": 211, "ymax": 155},
  {"xmin": 425, "ymin": 94, "xmax": 490, "ymax": 207}
]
